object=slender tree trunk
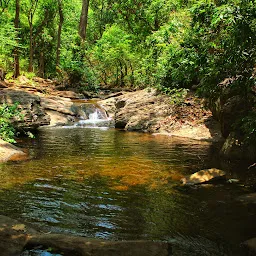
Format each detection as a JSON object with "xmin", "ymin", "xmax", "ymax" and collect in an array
[
  {"xmin": 13, "ymin": 0, "xmax": 20, "ymax": 78},
  {"xmin": 103, "ymin": 70, "xmax": 107, "ymax": 85},
  {"xmin": 38, "ymin": 51, "xmax": 44, "ymax": 77},
  {"xmin": 129, "ymin": 61, "xmax": 134, "ymax": 86},
  {"xmin": 56, "ymin": 0, "xmax": 64, "ymax": 69},
  {"xmin": 79, "ymin": 0, "xmax": 90, "ymax": 41},
  {"xmin": 118, "ymin": 60, "xmax": 124, "ymax": 86},
  {"xmin": 99, "ymin": 0, "xmax": 104, "ymax": 37},
  {"xmin": 115, "ymin": 66, "xmax": 119, "ymax": 86},
  {"xmin": 28, "ymin": 23, "xmax": 33, "ymax": 72}
]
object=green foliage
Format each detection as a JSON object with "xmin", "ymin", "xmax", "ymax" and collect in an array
[
  {"xmin": 0, "ymin": 12, "xmax": 18, "ymax": 70},
  {"xmin": 0, "ymin": 103, "xmax": 21, "ymax": 143},
  {"xmin": 163, "ymin": 87, "xmax": 188, "ymax": 105},
  {"xmin": 135, "ymin": 10, "xmax": 195, "ymax": 89},
  {"xmin": 0, "ymin": 0, "xmax": 255, "ymax": 145},
  {"xmin": 236, "ymin": 111, "xmax": 256, "ymax": 143},
  {"xmin": 190, "ymin": 1, "xmax": 256, "ymax": 97},
  {"xmin": 91, "ymin": 24, "xmax": 136, "ymax": 86}
]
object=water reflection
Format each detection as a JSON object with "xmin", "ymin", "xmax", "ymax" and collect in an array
[{"xmin": 0, "ymin": 128, "xmax": 254, "ymax": 255}]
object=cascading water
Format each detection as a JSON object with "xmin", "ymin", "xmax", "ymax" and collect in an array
[
  {"xmin": 70, "ymin": 101, "xmax": 113, "ymax": 128},
  {"xmin": 89, "ymin": 110, "xmax": 99, "ymax": 120}
]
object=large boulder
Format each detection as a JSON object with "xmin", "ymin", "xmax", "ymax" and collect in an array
[
  {"xmin": 40, "ymin": 95, "xmax": 75, "ymax": 115},
  {"xmin": 0, "ymin": 89, "xmax": 50, "ymax": 129},
  {"xmin": 100, "ymin": 89, "xmax": 222, "ymax": 141},
  {"xmin": 0, "ymin": 139, "xmax": 27, "ymax": 162},
  {"xmin": 219, "ymin": 95, "xmax": 248, "ymax": 138},
  {"xmin": 208, "ymin": 78, "xmax": 256, "ymax": 160},
  {"xmin": 40, "ymin": 95, "xmax": 76, "ymax": 126}
]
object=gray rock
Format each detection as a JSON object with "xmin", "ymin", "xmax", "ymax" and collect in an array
[
  {"xmin": 40, "ymin": 95, "xmax": 75, "ymax": 115},
  {"xmin": 100, "ymin": 89, "xmax": 222, "ymax": 141},
  {"xmin": 0, "ymin": 89, "xmax": 50, "ymax": 129}
]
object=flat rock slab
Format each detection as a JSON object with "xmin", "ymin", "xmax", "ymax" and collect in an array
[
  {"xmin": 40, "ymin": 96, "xmax": 74, "ymax": 115},
  {"xmin": 181, "ymin": 168, "xmax": 226, "ymax": 185},
  {"xmin": 0, "ymin": 139, "xmax": 27, "ymax": 162},
  {"xmin": 27, "ymin": 234, "xmax": 171, "ymax": 256}
]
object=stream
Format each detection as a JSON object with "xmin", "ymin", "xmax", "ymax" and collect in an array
[{"xmin": 0, "ymin": 105, "xmax": 255, "ymax": 255}]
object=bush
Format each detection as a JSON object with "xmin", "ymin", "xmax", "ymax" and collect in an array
[{"xmin": 0, "ymin": 103, "xmax": 21, "ymax": 143}]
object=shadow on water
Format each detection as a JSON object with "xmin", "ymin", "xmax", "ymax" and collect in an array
[{"xmin": 0, "ymin": 128, "xmax": 255, "ymax": 255}]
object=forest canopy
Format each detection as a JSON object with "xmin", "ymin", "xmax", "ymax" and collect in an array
[{"xmin": 0, "ymin": 0, "xmax": 255, "ymax": 98}]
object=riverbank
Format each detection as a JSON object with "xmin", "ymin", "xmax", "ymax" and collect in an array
[
  {"xmin": 0, "ymin": 77, "xmax": 224, "ymax": 163},
  {"xmin": 100, "ymin": 88, "xmax": 222, "ymax": 142},
  {"xmin": 0, "ymin": 76, "xmax": 255, "ymax": 164}
]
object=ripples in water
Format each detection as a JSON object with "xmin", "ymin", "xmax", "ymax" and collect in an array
[{"xmin": 0, "ymin": 128, "xmax": 254, "ymax": 255}]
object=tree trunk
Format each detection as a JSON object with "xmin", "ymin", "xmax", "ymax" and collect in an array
[
  {"xmin": 38, "ymin": 51, "xmax": 44, "ymax": 77},
  {"xmin": 129, "ymin": 61, "xmax": 134, "ymax": 86},
  {"xmin": 28, "ymin": 23, "xmax": 33, "ymax": 72},
  {"xmin": 56, "ymin": 0, "xmax": 64, "ymax": 69},
  {"xmin": 118, "ymin": 60, "xmax": 124, "ymax": 86},
  {"xmin": 79, "ymin": 0, "xmax": 90, "ymax": 41},
  {"xmin": 13, "ymin": 0, "xmax": 20, "ymax": 78}
]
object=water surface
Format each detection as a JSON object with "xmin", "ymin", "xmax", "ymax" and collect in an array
[{"xmin": 0, "ymin": 127, "xmax": 255, "ymax": 255}]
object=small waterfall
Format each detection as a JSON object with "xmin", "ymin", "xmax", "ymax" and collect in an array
[
  {"xmin": 69, "ymin": 101, "xmax": 113, "ymax": 128},
  {"xmin": 89, "ymin": 110, "xmax": 99, "ymax": 120}
]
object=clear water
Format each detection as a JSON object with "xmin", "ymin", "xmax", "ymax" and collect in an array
[
  {"xmin": 0, "ymin": 127, "xmax": 255, "ymax": 255},
  {"xmin": 21, "ymin": 249, "xmax": 62, "ymax": 256}
]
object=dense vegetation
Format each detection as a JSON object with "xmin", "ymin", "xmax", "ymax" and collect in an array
[{"xmin": 0, "ymin": 0, "xmax": 255, "ymax": 143}]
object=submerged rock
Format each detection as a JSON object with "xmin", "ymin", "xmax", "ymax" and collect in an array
[
  {"xmin": 181, "ymin": 168, "xmax": 226, "ymax": 185},
  {"xmin": 27, "ymin": 234, "xmax": 171, "ymax": 256},
  {"xmin": 237, "ymin": 193, "xmax": 256, "ymax": 204},
  {"xmin": 0, "ymin": 215, "xmax": 37, "ymax": 256},
  {"xmin": 0, "ymin": 215, "xmax": 171, "ymax": 256}
]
